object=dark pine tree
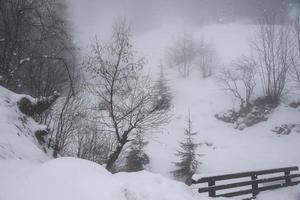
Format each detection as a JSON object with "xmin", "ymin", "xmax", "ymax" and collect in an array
[
  {"xmin": 171, "ymin": 113, "xmax": 200, "ymax": 183},
  {"xmin": 125, "ymin": 132, "xmax": 150, "ymax": 172}
]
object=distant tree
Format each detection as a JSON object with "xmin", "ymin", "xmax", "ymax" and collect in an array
[
  {"xmin": 153, "ymin": 63, "xmax": 173, "ymax": 111},
  {"xmin": 125, "ymin": 131, "xmax": 150, "ymax": 172},
  {"xmin": 167, "ymin": 34, "xmax": 218, "ymax": 78},
  {"xmin": 167, "ymin": 33, "xmax": 198, "ymax": 77},
  {"xmin": 172, "ymin": 113, "xmax": 200, "ymax": 183},
  {"xmin": 291, "ymin": 17, "xmax": 300, "ymax": 88},
  {"xmin": 197, "ymin": 40, "xmax": 218, "ymax": 78}
]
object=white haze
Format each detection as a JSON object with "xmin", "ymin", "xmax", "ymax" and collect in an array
[{"xmin": 66, "ymin": 0, "xmax": 292, "ymax": 51}]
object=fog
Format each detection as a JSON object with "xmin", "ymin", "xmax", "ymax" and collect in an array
[{"xmin": 67, "ymin": 0, "xmax": 292, "ymax": 48}]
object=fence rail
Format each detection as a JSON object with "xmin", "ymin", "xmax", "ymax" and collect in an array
[{"xmin": 191, "ymin": 166, "xmax": 300, "ymax": 199}]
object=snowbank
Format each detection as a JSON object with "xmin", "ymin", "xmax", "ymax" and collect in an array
[
  {"xmin": 0, "ymin": 157, "xmax": 298, "ymax": 200},
  {"xmin": 115, "ymin": 171, "xmax": 199, "ymax": 200},
  {"xmin": 256, "ymin": 185, "xmax": 300, "ymax": 200},
  {"xmin": 0, "ymin": 157, "xmax": 204, "ymax": 200}
]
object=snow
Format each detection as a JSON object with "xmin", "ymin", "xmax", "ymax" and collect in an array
[
  {"xmin": 0, "ymin": 157, "xmax": 297, "ymax": 200},
  {"xmin": 115, "ymin": 170, "xmax": 201, "ymax": 200},
  {"xmin": 19, "ymin": 57, "xmax": 31, "ymax": 64},
  {"xmin": 1, "ymin": 23, "xmax": 300, "ymax": 199},
  {"xmin": 0, "ymin": 157, "xmax": 209, "ymax": 200},
  {"xmin": 0, "ymin": 86, "xmax": 206, "ymax": 200},
  {"xmin": 132, "ymin": 23, "xmax": 300, "ymax": 198},
  {"xmin": 128, "ymin": 23, "xmax": 300, "ymax": 176},
  {"xmin": 0, "ymin": 86, "xmax": 49, "ymax": 161},
  {"xmin": 146, "ymin": 64, "xmax": 300, "ymax": 177},
  {"xmin": 256, "ymin": 185, "xmax": 300, "ymax": 200}
]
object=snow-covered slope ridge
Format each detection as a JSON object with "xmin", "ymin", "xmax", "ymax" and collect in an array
[
  {"xmin": 0, "ymin": 86, "xmax": 49, "ymax": 162},
  {"xmin": 0, "ymin": 157, "xmax": 208, "ymax": 200}
]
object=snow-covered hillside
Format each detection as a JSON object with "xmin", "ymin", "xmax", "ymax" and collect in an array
[
  {"xmin": 0, "ymin": 86, "xmax": 205, "ymax": 200},
  {"xmin": 133, "ymin": 23, "xmax": 300, "ymax": 181},
  {"xmin": 0, "ymin": 86, "xmax": 50, "ymax": 162},
  {"xmin": 1, "ymin": 23, "xmax": 300, "ymax": 200}
]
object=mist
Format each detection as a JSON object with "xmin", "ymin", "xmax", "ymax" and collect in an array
[
  {"xmin": 67, "ymin": 0, "xmax": 292, "ymax": 48},
  {"xmin": 2, "ymin": 1, "xmax": 300, "ymax": 199}
]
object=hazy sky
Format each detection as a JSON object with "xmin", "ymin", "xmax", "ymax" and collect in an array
[{"xmin": 66, "ymin": 0, "xmax": 293, "ymax": 48}]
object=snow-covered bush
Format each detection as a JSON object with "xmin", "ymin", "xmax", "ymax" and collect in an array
[{"xmin": 216, "ymin": 96, "xmax": 276, "ymax": 130}]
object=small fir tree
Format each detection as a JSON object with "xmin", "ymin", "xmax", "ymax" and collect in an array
[
  {"xmin": 125, "ymin": 132, "xmax": 150, "ymax": 172},
  {"xmin": 171, "ymin": 113, "xmax": 200, "ymax": 182},
  {"xmin": 153, "ymin": 63, "xmax": 173, "ymax": 111}
]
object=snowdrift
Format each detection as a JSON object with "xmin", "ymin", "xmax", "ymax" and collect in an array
[
  {"xmin": 0, "ymin": 157, "xmax": 202, "ymax": 200},
  {"xmin": 1, "ymin": 157, "xmax": 298, "ymax": 200}
]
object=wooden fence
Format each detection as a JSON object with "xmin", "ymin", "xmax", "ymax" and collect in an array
[{"xmin": 191, "ymin": 166, "xmax": 300, "ymax": 199}]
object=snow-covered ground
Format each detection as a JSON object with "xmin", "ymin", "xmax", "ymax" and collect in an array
[
  {"xmin": 136, "ymin": 23, "xmax": 300, "ymax": 198},
  {"xmin": 147, "ymin": 72, "xmax": 300, "ymax": 176},
  {"xmin": 0, "ymin": 86, "xmax": 205, "ymax": 200},
  {"xmin": 1, "ymin": 23, "xmax": 300, "ymax": 200},
  {"xmin": 130, "ymin": 23, "xmax": 300, "ymax": 177},
  {"xmin": 0, "ymin": 157, "xmax": 203, "ymax": 200}
]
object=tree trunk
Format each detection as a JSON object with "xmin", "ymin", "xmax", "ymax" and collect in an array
[
  {"xmin": 52, "ymin": 144, "xmax": 59, "ymax": 158},
  {"xmin": 106, "ymin": 144, "xmax": 124, "ymax": 172}
]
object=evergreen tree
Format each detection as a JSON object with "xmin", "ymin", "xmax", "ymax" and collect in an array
[
  {"xmin": 171, "ymin": 113, "xmax": 200, "ymax": 182},
  {"xmin": 125, "ymin": 132, "xmax": 150, "ymax": 172},
  {"xmin": 153, "ymin": 63, "xmax": 173, "ymax": 111}
]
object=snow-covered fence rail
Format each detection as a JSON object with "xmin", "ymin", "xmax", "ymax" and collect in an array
[{"xmin": 191, "ymin": 166, "xmax": 300, "ymax": 199}]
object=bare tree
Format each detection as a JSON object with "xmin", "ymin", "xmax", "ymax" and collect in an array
[
  {"xmin": 197, "ymin": 40, "xmax": 218, "ymax": 78},
  {"xmin": 84, "ymin": 21, "xmax": 169, "ymax": 171},
  {"xmin": 0, "ymin": 0, "xmax": 76, "ymax": 96},
  {"xmin": 75, "ymin": 121, "xmax": 114, "ymax": 165},
  {"xmin": 47, "ymin": 90, "xmax": 80, "ymax": 157},
  {"xmin": 167, "ymin": 33, "xmax": 198, "ymax": 77},
  {"xmin": 291, "ymin": 17, "xmax": 300, "ymax": 87},
  {"xmin": 47, "ymin": 78, "xmax": 86, "ymax": 158},
  {"xmin": 218, "ymin": 56, "xmax": 256, "ymax": 110},
  {"xmin": 251, "ymin": 15, "xmax": 294, "ymax": 104}
]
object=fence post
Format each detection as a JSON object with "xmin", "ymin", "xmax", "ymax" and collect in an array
[
  {"xmin": 208, "ymin": 180, "xmax": 216, "ymax": 197},
  {"xmin": 285, "ymin": 171, "xmax": 291, "ymax": 185},
  {"xmin": 251, "ymin": 173, "xmax": 258, "ymax": 197}
]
